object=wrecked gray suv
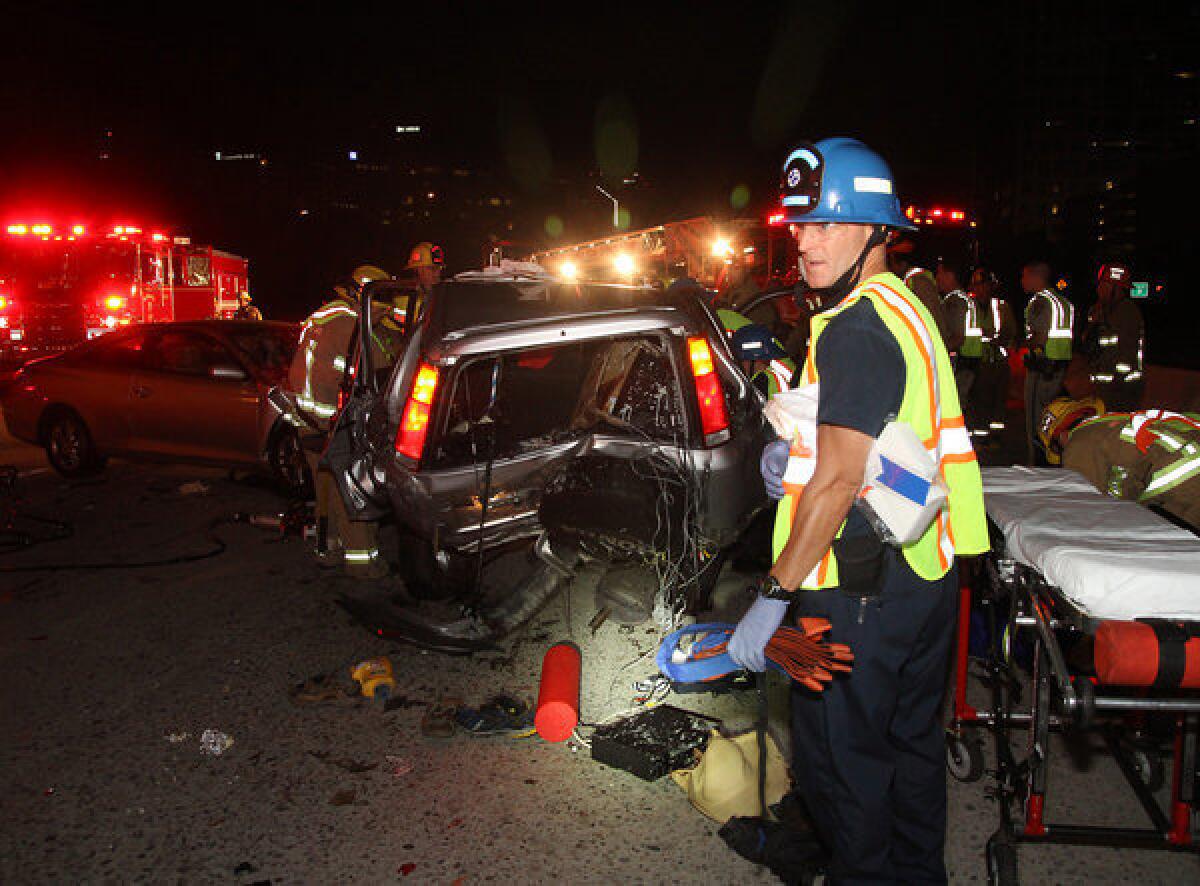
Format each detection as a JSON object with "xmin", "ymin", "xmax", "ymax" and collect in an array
[{"xmin": 327, "ymin": 268, "xmax": 770, "ymax": 651}]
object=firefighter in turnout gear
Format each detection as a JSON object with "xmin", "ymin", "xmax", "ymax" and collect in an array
[
  {"xmin": 732, "ymin": 137, "xmax": 987, "ymax": 883},
  {"xmin": 1062, "ymin": 408, "xmax": 1200, "ymax": 532},
  {"xmin": 971, "ymin": 267, "xmax": 1017, "ymax": 444},
  {"xmin": 287, "ymin": 266, "xmax": 397, "ymax": 579},
  {"xmin": 1021, "ymin": 260, "xmax": 1075, "ymax": 465},
  {"xmin": 405, "ymin": 241, "xmax": 445, "ymax": 323},
  {"xmin": 1083, "ymin": 263, "xmax": 1145, "ymax": 412},
  {"xmin": 234, "ymin": 290, "xmax": 262, "ymax": 320}
]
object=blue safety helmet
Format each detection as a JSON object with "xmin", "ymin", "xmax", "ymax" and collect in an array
[
  {"xmin": 779, "ymin": 137, "xmax": 916, "ymax": 231},
  {"xmin": 730, "ymin": 323, "xmax": 788, "ymax": 362}
]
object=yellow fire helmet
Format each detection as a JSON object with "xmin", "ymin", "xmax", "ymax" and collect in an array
[
  {"xmin": 1038, "ymin": 395, "xmax": 1106, "ymax": 465},
  {"xmin": 352, "ymin": 264, "xmax": 391, "ymax": 286},
  {"xmin": 406, "ymin": 241, "xmax": 445, "ymax": 270},
  {"xmin": 670, "ymin": 729, "xmax": 789, "ymax": 823}
]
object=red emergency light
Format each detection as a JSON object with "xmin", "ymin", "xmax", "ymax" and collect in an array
[
  {"xmin": 767, "ymin": 212, "xmax": 785, "ymax": 226},
  {"xmin": 7, "ymin": 224, "xmax": 28, "ymax": 236}
]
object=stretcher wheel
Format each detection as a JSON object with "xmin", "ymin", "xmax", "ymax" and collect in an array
[
  {"xmin": 1130, "ymin": 747, "xmax": 1165, "ymax": 793},
  {"xmin": 946, "ymin": 733, "xmax": 985, "ymax": 783},
  {"xmin": 1073, "ymin": 679, "xmax": 1095, "ymax": 730},
  {"xmin": 986, "ymin": 834, "xmax": 1019, "ymax": 886}
]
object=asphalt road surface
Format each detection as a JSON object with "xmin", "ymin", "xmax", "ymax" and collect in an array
[{"xmin": 1, "ymin": 427, "xmax": 1198, "ymax": 883}]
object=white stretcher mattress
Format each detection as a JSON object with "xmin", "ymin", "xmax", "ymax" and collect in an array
[{"xmin": 982, "ymin": 466, "xmax": 1200, "ymax": 622}]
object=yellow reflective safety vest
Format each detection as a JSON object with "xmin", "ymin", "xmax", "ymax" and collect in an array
[
  {"xmin": 1025, "ymin": 288, "xmax": 1074, "ymax": 361},
  {"xmin": 755, "ymin": 359, "xmax": 795, "ymax": 398},
  {"xmin": 772, "ymin": 272, "xmax": 989, "ymax": 587},
  {"xmin": 945, "ymin": 290, "xmax": 984, "ymax": 358}
]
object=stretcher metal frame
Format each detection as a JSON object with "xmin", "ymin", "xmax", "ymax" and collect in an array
[{"xmin": 947, "ymin": 524, "xmax": 1199, "ymax": 883}]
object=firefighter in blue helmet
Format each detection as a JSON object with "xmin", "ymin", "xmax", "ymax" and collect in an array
[
  {"xmin": 731, "ymin": 323, "xmax": 794, "ymax": 398},
  {"xmin": 730, "ymin": 137, "xmax": 987, "ymax": 884}
]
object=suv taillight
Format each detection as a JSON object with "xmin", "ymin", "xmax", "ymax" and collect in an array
[
  {"xmin": 686, "ymin": 336, "xmax": 729, "ymax": 438},
  {"xmin": 395, "ymin": 362, "xmax": 439, "ymax": 460}
]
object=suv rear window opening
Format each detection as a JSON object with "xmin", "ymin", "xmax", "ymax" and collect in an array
[{"xmin": 431, "ymin": 336, "xmax": 685, "ymax": 469}]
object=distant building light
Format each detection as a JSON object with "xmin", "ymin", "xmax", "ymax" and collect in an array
[
  {"xmin": 1176, "ymin": 71, "xmax": 1196, "ymax": 80},
  {"xmin": 299, "ymin": 209, "xmax": 310, "ymax": 216},
  {"xmin": 1186, "ymin": 119, "xmax": 1197, "ymax": 126},
  {"xmin": 348, "ymin": 150, "xmax": 358, "ymax": 161},
  {"xmin": 215, "ymin": 151, "xmax": 222, "ymax": 160},
  {"xmin": 1105, "ymin": 180, "xmax": 1114, "ymax": 190},
  {"xmin": 395, "ymin": 125, "xmax": 421, "ymax": 134}
]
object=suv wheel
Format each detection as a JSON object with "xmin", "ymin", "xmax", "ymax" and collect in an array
[{"xmin": 44, "ymin": 408, "xmax": 107, "ymax": 478}]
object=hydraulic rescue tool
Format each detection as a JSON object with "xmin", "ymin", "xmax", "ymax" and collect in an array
[{"xmin": 657, "ymin": 621, "xmax": 853, "ymax": 691}]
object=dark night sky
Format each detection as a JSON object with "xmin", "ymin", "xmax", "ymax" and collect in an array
[
  {"xmin": 1, "ymin": 1, "xmax": 1195, "ymax": 351},
  {"xmin": 0, "ymin": 3, "xmax": 993, "ymax": 216}
]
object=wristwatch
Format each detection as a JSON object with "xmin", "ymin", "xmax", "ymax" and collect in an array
[{"xmin": 758, "ymin": 574, "xmax": 794, "ymax": 600}]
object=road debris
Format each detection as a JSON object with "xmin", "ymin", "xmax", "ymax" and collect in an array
[
  {"xmin": 199, "ymin": 728, "xmax": 234, "ymax": 756},
  {"xmin": 177, "ymin": 481, "xmax": 211, "ymax": 496},
  {"xmin": 328, "ymin": 789, "xmax": 357, "ymax": 806},
  {"xmin": 350, "ymin": 656, "xmax": 396, "ymax": 701},
  {"xmin": 164, "ymin": 731, "xmax": 190, "ymax": 743}
]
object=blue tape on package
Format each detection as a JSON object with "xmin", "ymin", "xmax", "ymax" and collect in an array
[{"xmin": 876, "ymin": 455, "xmax": 931, "ymax": 506}]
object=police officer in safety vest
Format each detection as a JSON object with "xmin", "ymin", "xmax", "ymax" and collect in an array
[
  {"xmin": 1021, "ymin": 260, "xmax": 1075, "ymax": 465},
  {"xmin": 729, "ymin": 137, "xmax": 988, "ymax": 883},
  {"xmin": 937, "ymin": 257, "xmax": 983, "ymax": 430}
]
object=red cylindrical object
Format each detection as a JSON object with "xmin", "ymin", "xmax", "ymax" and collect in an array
[
  {"xmin": 535, "ymin": 642, "xmax": 581, "ymax": 742},
  {"xmin": 1094, "ymin": 621, "xmax": 1200, "ymax": 688}
]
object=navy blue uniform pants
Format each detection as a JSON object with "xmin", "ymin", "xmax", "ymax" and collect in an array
[{"xmin": 790, "ymin": 554, "xmax": 958, "ymax": 885}]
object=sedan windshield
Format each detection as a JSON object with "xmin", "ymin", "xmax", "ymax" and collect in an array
[{"xmin": 225, "ymin": 325, "xmax": 299, "ymax": 373}]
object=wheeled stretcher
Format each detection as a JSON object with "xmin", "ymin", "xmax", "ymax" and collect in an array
[{"xmin": 948, "ymin": 467, "xmax": 1200, "ymax": 883}]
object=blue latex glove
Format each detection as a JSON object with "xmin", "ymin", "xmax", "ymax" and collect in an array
[
  {"xmin": 760, "ymin": 440, "xmax": 790, "ymax": 501},
  {"xmin": 727, "ymin": 594, "xmax": 790, "ymax": 672}
]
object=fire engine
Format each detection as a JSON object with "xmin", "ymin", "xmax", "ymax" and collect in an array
[
  {"xmin": 0, "ymin": 220, "xmax": 249, "ymax": 369},
  {"xmin": 529, "ymin": 217, "xmax": 790, "ymax": 289}
]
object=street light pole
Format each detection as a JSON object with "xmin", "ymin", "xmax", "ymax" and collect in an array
[{"xmin": 595, "ymin": 185, "xmax": 619, "ymax": 229}]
